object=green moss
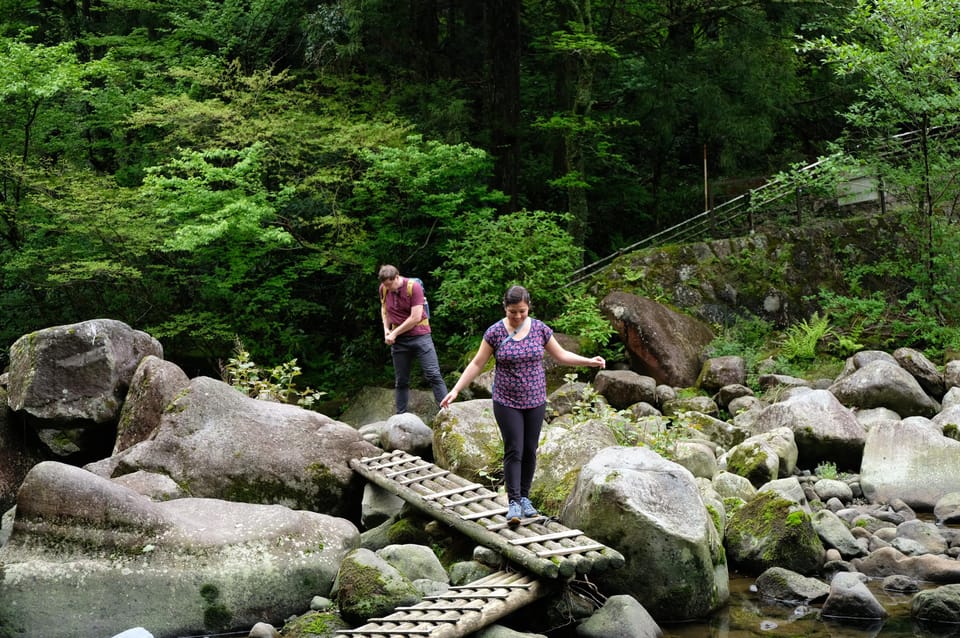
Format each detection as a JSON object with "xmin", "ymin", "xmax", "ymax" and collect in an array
[
  {"xmin": 785, "ymin": 510, "xmax": 805, "ymax": 527},
  {"xmin": 387, "ymin": 516, "xmax": 430, "ymax": 545},
  {"xmin": 199, "ymin": 583, "xmax": 231, "ymax": 630}
]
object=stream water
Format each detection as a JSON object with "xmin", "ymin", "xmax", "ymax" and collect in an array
[{"xmin": 659, "ymin": 573, "xmax": 957, "ymax": 638}]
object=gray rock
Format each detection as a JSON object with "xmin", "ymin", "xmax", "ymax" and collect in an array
[
  {"xmin": 474, "ymin": 625, "xmax": 548, "ymax": 638},
  {"xmin": 811, "ymin": 509, "xmax": 867, "ymax": 559},
  {"xmin": 532, "ymin": 418, "xmax": 617, "ymax": 512},
  {"xmin": 8, "ymin": 319, "xmax": 163, "ymax": 424},
  {"xmin": 114, "ymin": 355, "xmax": 189, "ymax": 454},
  {"xmin": 381, "ymin": 413, "xmax": 433, "ymax": 456},
  {"xmin": 248, "ymin": 622, "xmax": 280, "ymax": 638},
  {"xmin": 912, "ymin": 583, "xmax": 960, "ymax": 623},
  {"xmin": 376, "ymin": 543, "xmax": 448, "ymax": 583},
  {"xmin": 697, "ymin": 356, "xmax": 747, "ymax": 394},
  {"xmin": 94, "ymin": 376, "xmax": 379, "ymax": 518},
  {"xmin": 0, "ymin": 461, "xmax": 358, "ymax": 638},
  {"xmin": 711, "ymin": 471, "xmax": 757, "ymax": 502},
  {"xmin": 813, "ymin": 478, "xmax": 853, "ymax": 503},
  {"xmin": 576, "ymin": 594, "xmax": 662, "ymax": 638},
  {"xmin": 754, "ymin": 566, "xmax": 830, "ymax": 603},
  {"xmin": 861, "ymin": 418, "xmax": 960, "ymax": 509},
  {"xmin": 934, "ymin": 492, "xmax": 960, "ymax": 524},
  {"xmin": 592, "ymin": 370, "xmax": 657, "ymax": 409},
  {"xmin": 361, "ymin": 483, "xmax": 405, "ymax": 529},
  {"xmin": 821, "ymin": 571, "xmax": 887, "ymax": 620},
  {"xmin": 752, "ymin": 389, "xmax": 865, "ymax": 470},
  {"xmin": 561, "ymin": 446, "xmax": 728, "ymax": 621},
  {"xmin": 894, "ymin": 347, "xmax": 945, "ymax": 400},
  {"xmin": 432, "ymin": 399, "xmax": 502, "ymax": 484},
  {"xmin": 334, "ymin": 547, "xmax": 420, "ymax": 624},
  {"xmin": 829, "ymin": 359, "xmax": 940, "ymax": 418},
  {"xmin": 726, "ymin": 489, "xmax": 824, "ymax": 575}
]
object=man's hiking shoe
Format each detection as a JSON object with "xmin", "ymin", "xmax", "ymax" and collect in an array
[
  {"xmin": 507, "ymin": 500, "xmax": 522, "ymax": 526},
  {"xmin": 520, "ymin": 497, "xmax": 539, "ymax": 518}
]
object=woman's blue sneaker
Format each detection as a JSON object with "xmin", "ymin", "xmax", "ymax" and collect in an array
[
  {"xmin": 507, "ymin": 500, "xmax": 522, "ymax": 525},
  {"xmin": 520, "ymin": 497, "xmax": 538, "ymax": 518}
]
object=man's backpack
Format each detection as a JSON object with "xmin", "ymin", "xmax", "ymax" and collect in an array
[{"xmin": 380, "ymin": 276, "xmax": 430, "ymax": 324}]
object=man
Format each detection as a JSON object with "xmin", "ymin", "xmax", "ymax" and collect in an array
[{"xmin": 378, "ymin": 264, "xmax": 448, "ymax": 413}]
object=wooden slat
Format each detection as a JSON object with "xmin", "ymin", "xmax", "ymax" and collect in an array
[
  {"xmin": 507, "ymin": 529, "xmax": 584, "ymax": 545},
  {"xmin": 537, "ymin": 543, "xmax": 607, "ymax": 557},
  {"xmin": 386, "ymin": 463, "xmax": 435, "ymax": 477},
  {"xmin": 459, "ymin": 508, "xmax": 507, "ymax": 520},
  {"xmin": 398, "ymin": 470, "xmax": 450, "ymax": 484},
  {"xmin": 422, "ymin": 484, "xmax": 484, "ymax": 500}
]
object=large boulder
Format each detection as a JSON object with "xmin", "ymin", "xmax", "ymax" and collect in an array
[
  {"xmin": 0, "ymin": 461, "xmax": 358, "ymax": 638},
  {"xmin": 530, "ymin": 419, "xmax": 618, "ymax": 512},
  {"xmin": 591, "ymin": 370, "xmax": 657, "ymax": 409},
  {"xmin": 561, "ymin": 446, "xmax": 728, "ymax": 621},
  {"xmin": 432, "ymin": 399, "xmax": 503, "ymax": 484},
  {"xmin": 829, "ymin": 359, "xmax": 940, "ymax": 418},
  {"xmin": 7, "ymin": 319, "xmax": 163, "ymax": 424},
  {"xmin": 600, "ymin": 292, "xmax": 715, "ymax": 387},
  {"xmin": 0, "ymin": 386, "xmax": 47, "ymax": 514},
  {"xmin": 87, "ymin": 376, "xmax": 379, "ymax": 519},
  {"xmin": 860, "ymin": 418, "xmax": 960, "ymax": 509},
  {"xmin": 725, "ymin": 489, "xmax": 825, "ymax": 575},
  {"xmin": 750, "ymin": 389, "xmax": 865, "ymax": 471},
  {"xmin": 113, "ymin": 355, "xmax": 189, "ymax": 454}
]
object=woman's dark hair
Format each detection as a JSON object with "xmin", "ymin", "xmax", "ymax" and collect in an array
[{"xmin": 503, "ymin": 285, "xmax": 532, "ymax": 307}]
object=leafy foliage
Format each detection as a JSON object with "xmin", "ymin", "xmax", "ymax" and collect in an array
[
  {"xmin": 778, "ymin": 312, "xmax": 832, "ymax": 362},
  {"xmin": 433, "ymin": 209, "xmax": 581, "ymax": 341},
  {"xmin": 220, "ymin": 339, "xmax": 326, "ymax": 407}
]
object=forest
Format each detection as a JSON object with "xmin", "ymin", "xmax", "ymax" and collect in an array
[{"xmin": 2, "ymin": 0, "xmax": 960, "ymax": 404}]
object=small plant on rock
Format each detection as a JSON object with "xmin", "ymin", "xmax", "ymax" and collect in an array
[{"xmin": 220, "ymin": 338, "xmax": 326, "ymax": 408}]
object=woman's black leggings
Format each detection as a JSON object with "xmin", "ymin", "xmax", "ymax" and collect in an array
[{"xmin": 493, "ymin": 401, "xmax": 546, "ymax": 503}]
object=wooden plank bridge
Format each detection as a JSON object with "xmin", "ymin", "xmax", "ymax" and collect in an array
[{"xmin": 338, "ymin": 450, "xmax": 625, "ymax": 638}]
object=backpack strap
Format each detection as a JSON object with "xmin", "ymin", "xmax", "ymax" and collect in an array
[
  {"xmin": 407, "ymin": 279, "xmax": 429, "ymax": 327},
  {"xmin": 382, "ymin": 278, "xmax": 429, "ymax": 328}
]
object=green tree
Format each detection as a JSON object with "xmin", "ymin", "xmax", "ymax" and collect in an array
[
  {"xmin": 803, "ymin": 0, "xmax": 960, "ymax": 311},
  {"xmin": 433, "ymin": 209, "xmax": 581, "ymax": 342}
]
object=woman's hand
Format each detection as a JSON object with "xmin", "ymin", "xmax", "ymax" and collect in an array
[
  {"xmin": 591, "ymin": 356, "xmax": 606, "ymax": 369},
  {"xmin": 440, "ymin": 389, "xmax": 458, "ymax": 409}
]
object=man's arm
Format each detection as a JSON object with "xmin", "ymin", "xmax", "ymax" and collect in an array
[{"xmin": 385, "ymin": 304, "xmax": 424, "ymax": 344}]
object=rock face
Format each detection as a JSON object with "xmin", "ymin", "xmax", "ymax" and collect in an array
[
  {"xmin": 860, "ymin": 418, "xmax": 960, "ymax": 509},
  {"xmin": 88, "ymin": 376, "xmax": 380, "ymax": 519},
  {"xmin": 0, "ymin": 461, "xmax": 359, "ymax": 638},
  {"xmin": 750, "ymin": 389, "xmax": 866, "ymax": 470},
  {"xmin": 431, "ymin": 399, "xmax": 503, "ymax": 484},
  {"xmin": 600, "ymin": 291, "xmax": 715, "ymax": 387},
  {"xmin": 7, "ymin": 319, "xmax": 163, "ymax": 424},
  {"xmin": 561, "ymin": 446, "xmax": 729, "ymax": 621}
]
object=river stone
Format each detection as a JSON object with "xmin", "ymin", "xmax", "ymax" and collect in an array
[
  {"xmin": 754, "ymin": 566, "xmax": 830, "ymax": 603},
  {"xmin": 861, "ymin": 418, "xmax": 960, "ymax": 509},
  {"xmin": 725, "ymin": 489, "xmax": 825, "ymax": 575},
  {"xmin": 7, "ymin": 318, "xmax": 163, "ymax": 424},
  {"xmin": 113, "ymin": 355, "xmax": 189, "ymax": 454},
  {"xmin": 432, "ymin": 398, "xmax": 503, "ymax": 484},
  {"xmin": 0, "ymin": 461, "xmax": 358, "ymax": 638},
  {"xmin": 561, "ymin": 446, "xmax": 728, "ymax": 621},
  {"xmin": 575, "ymin": 594, "xmax": 662, "ymax": 638},
  {"xmin": 335, "ymin": 547, "xmax": 421, "ymax": 624},
  {"xmin": 751, "ymin": 389, "xmax": 865, "ymax": 471},
  {"xmin": 829, "ymin": 359, "xmax": 940, "ymax": 418},
  {"xmin": 88, "ymin": 376, "xmax": 379, "ymax": 518},
  {"xmin": 820, "ymin": 572, "xmax": 887, "ymax": 620},
  {"xmin": 912, "ymin": 583, "xmax": 960, "ymax": 623}
]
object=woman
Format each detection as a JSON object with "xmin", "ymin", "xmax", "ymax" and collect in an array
[{"xmin": 440, "ymin": 285, "xmax": 605, "ymax": 525}]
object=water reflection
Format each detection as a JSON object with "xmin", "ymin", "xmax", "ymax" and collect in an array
[{"xmin": 659, "ymin": 573, "xmax": 950, "ymax": 638}]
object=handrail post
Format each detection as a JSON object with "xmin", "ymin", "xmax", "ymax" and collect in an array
[
  {"xmin": 795, "ymin": 187, "xmax": 803, "ymax": 224},
  {"xmin": 746, "ymin": 192, "xmax": 753, "ymax": 231}
]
